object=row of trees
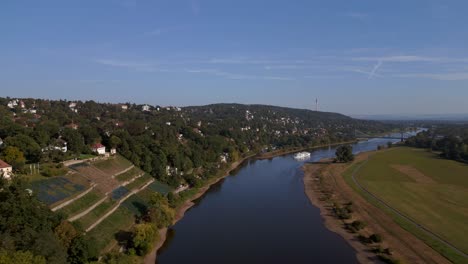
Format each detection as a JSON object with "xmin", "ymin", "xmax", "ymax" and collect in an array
[{"xmin": 405, "ymin": 127, "xmax": 468, "ymax": 163}]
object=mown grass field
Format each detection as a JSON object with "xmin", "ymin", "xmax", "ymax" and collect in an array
[{"xmin": 344, "ymin": 147, "xmax": 468, "ymax": 263}]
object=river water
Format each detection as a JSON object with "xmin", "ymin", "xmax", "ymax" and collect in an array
[{"xmin": 156, "ymin": 133, "xmax": 416, "ymax": 264}]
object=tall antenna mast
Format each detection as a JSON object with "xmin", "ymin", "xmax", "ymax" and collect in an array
[{"xmin": 315, "ymin": 98, "xmax": 319, "ymax": 112}]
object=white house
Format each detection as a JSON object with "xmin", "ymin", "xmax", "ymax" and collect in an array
[
  {"xmin": 121, "ymin": 104, "xmax": 128, "ymax": 110},
  {"xmin": 110, "ymin": 148, "xmax": 117, "ymax": 155},
  {"xmin": 0, "ymin": 159, "xmax": 13, "ymax": 179},
  {"xmin": 92, "ymin": 143, "xmax": 106, "ymax": 155},
  {"xmin": 0, "ymin": 138, "xmax": 3, "ymax": 146},
  {"xmin": 142, "ymin": 105, "xmax": 150, "ymax": 112},
  {"xmin": 7, "ymin": 100, "xmax": 18, "ymax": 109}
]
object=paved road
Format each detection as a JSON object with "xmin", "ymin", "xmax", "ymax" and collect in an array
[{"xmin": 350, "ymin": 159, "xmax": 467, "ymax": 259}]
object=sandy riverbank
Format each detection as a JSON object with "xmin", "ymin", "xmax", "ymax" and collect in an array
[
  {"xmin": 302, "ymin": 152, "xmax": 450, "ymax": 264},
  {"xmin": 144, "ymin": 156, "xmax": 253, "ymax": 264}
]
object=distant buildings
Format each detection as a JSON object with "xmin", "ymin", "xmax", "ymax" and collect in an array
[
  {"xmin": 0, "ymin": 159, "xmax": 13, "ymax": 179},
  {"xmin": 121, "ymin": 104, "xmax": 128, "ymax": 110}
]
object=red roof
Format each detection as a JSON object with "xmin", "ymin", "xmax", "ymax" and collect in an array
[
  {"xmin": 0, "ymin": 159, "xmax": 11, "ymax": 169},
  {"xmin": 92, "ymin": 143, "xmax": 105, "ymax": 149}
]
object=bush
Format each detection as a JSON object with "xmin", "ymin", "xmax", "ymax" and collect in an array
[
  {"xmin": 370, "ymin": 234, "xmax": 383, "ymax": 243},
  {"xmin": 346, "ymin": 221, "xmax": 366, "ymax": 233}
]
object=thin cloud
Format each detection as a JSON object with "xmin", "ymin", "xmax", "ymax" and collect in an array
[
  {"xmin": 352, "ymin": 55, "xmax": 468, "ymax": 63},
  {"xmin": 144, "ymin": 25, "xmax": 187, "ymax": 37},
  {"xmin": 396, "ymin": 72, "xmax": 468, "ymax": 81},
  {"xmin": 368, "ymin": 60, "xmax": 383, "ymax": 79},
  {"xmin": 95, "ymin": 59, "xmax": 150, "ymax": 68},
  {"xmin": 345, "ymin": 12, "xmax": 369, "ymax": 19},
  {"xmin": 185, "ymin": 68, "xmax": 293, "ymax": 81}
]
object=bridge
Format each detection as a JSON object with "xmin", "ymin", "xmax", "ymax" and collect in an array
[{"xmin": 354, "ymin": 130, "xmax": 413, "ymax": 142}]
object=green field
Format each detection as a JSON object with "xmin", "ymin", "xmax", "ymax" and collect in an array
[
  {"xmin": 93, "ymin": 155, "xmax": 133, "ymax": 175},
  {"xmin": 58, "ymin": 190, "xmax": 104, "ymax": 217},
  {"xmin": 344, "ymin": 147, "xmax": 468, "ymax": 263},
  {"xmin": 115, "ymin": 167, "xmax": 142, "ymax": 182},
  {"xmin": 85, "ymin": 207, "xmax": 135, "ymax": 253},
  {"xmin": 77, "ymin": 199, "xmax": 116, "ymax": 229},
  {"xmin": 125, "ymin": 174, "xmax": 152, "ymax": 190}
]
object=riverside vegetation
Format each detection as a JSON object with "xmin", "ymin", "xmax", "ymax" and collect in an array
[{"xmin": 0, "ymin": 97, "xmax": 396, "ymax": 263}]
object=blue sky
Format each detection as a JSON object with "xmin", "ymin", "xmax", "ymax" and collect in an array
[{"xmin": 1, "ymin": 0, "xmax": 468, "ymax": 115}]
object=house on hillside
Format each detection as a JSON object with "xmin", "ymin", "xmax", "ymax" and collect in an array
[
  {"xmin": 92, "ymin": 143, "xmax": 106, "ymax": 155},
  {"xmin": 7, "ymin": 99, "xmax": 18, "ymax": 109},
  {"xmin": 110, "ymin": 148, "xmax": 117, "ymax": 155},
  {"xmin": 121, "ymin": 104, "xmax": 128, "ymax": 110},
  {"xmin": 0, "ymin": 159, "xmax": 13, "ymax": 179},
  {"xmin": 142, "ymin": 104, "xmax": 151, "ymax": 112},
  {"xmin": 54, "ymin": 139, "xmax": 68, "ymax": 152},
  {"xmin": 0, "ymin": 138, "xmax": 3, "ymax": 146},
  {"xmin": 66, "ymin": 123, "xmax": 79, "ymax": 130}
]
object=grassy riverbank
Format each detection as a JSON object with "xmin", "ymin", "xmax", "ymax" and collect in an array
[
  {"xmin": 342, "ymin": 147, "xmax": 467, "ymax": 263},
  {"xmin": 302, "ymin": 149, "xmax": 455, "ymax": 264}
]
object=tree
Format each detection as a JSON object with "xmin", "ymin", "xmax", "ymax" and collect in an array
[
  {"xmin": 54, "ymin": 221, "xmax": 79, "ymax": 248},
  {"xmin": 0, "ymin": 250, "xmax": 46, "ymax": 264},
  {"xmin": 131, "ymin": 223, "xmax": 157, "ymax": 255},
  {"xmin": 335, "ymin": 145, "xmax": 354, "ymax": 163},
  {"xmin": 0, "ymin": 146, "xmax": 26, "ymax": 170}
]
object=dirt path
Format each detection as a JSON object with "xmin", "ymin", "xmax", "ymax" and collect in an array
[
  {"xmin": 303, "ymin": 153, "xmax": 451, "ymax": 264},
  {"xmin": 352, "ymin": 158, "xmax": 467, "ymax": 258},
  {"xmin": 86, "ymin": 179, "xmax": 155, "ymax": 232}
]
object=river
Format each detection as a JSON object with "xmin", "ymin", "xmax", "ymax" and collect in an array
[{"xmin": 156, "ymin": 133, "xmax": 418, "ymax": 263}]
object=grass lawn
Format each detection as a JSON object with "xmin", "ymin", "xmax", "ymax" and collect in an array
[
  {"xmin": 343, "ymin": 147, "xmax": 468, "ymax": 263},
  {"xmin": 85, "ymin": 207, "xmax": 135, "ymax": 253},
  {"xmin": 93, "ymin": 155, "xmax": 133, "ymax": 175},
  {"xmin": 58, "ymin": 190, "xmax": 104, "ymax": 217},
  {"xmin": 77, "ymin": 199, "xmax": 116, "ymax": 229},
  {"xmin": 115, "ymin": 167, "xmax": 142, "ymax": 182},
  {"xmin": 147, "ymin": 180, "xmax": 173, "ymax": 195},
  {"xmin": 125, "ymin": 174, "xmax": 152, "ymax": 190}
]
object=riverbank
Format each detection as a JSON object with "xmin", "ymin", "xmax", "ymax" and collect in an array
[
  {"xmin": 302, "ymin": 151, "xmax": 451, "ymax": 264},
  {"xmin": 144, "ymin": 155, "xmax": 254, "ymax": 264}
]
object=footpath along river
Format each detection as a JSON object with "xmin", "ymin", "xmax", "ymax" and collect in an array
[{"xmin": 156, "ymin": 133, "xmax": 418, "ymax": 264}]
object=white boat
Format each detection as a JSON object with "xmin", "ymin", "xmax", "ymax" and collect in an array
[{"xmin": 294, "ymin": 151, "xmax": 311, "ymax": 160}]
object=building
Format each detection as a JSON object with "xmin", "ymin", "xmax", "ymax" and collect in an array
[
  {"xmin": 0, "ymin": 138, "xmax": 3, "ymax": 146},
  {"xmin": 110, "ymin": 148, "xmax": 117, "ymax": 155},
  {"xmin": 142, "ymin": 104, "xmax": 150, "ymax": 112},
  {"xmin": 0, "ymin": 159, "xmax": 13, "ymax": 179},
  {"xmin": 121, "ymin": 104, "xmax": 128, "ymax": 110},
  {"xmin": 54, "ymin": 139, "xmax": 68, "ymax": 153},
  {"xmin": 92, "ymin": 143, "xmax": 106, "ymax": 155},
  {"xmin": 7, "ymin": 99, "xmax": 18, "ymax": 109}
]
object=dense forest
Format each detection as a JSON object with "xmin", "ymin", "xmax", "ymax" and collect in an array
[
  {"xmin": 0, "ymin": 97, "xmax": 395, "ymax": 263},
  {"xmin": 406, "ymin": 125, "xmax": 468, "ymax": 163}
]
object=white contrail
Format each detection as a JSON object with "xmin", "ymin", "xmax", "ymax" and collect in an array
[{"xmin": 368, "ymin": 60, "xmax": 383, "ymax": 79}]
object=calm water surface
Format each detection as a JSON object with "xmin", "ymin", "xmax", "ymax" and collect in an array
[{"xmin": 156, "ymin": 134, "xmax": 416, "ymax": 264}]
